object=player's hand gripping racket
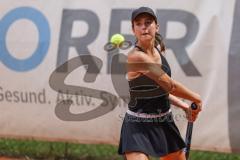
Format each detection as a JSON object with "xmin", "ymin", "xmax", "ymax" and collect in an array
[{"xmin": 185, "ymin": 102, "xmax": 198, "ymax": 160}]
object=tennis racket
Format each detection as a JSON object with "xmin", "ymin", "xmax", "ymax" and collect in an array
[{"xmin": 185, "ymin": 102, "xmax": 198, "ymax": 160}]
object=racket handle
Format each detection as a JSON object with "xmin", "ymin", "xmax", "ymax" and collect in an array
[
  {"xmin": 185, "ymin": 102, "xmax": 198, "ymax": 160},
  {"xmin": 191, "ymin": 102, "xmax": 198, "ymax": 110}
]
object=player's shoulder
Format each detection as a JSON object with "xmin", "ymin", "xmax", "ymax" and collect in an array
[{"xmin": 155, "ymin": 46, "xmax": 166, "ymax": 57}]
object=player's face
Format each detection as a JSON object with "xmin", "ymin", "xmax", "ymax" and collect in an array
[{"xmin": 132, "ymin": 14, "xmax": 159, "ymax": 43}]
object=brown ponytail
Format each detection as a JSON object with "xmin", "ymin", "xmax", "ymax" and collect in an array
[{"xmin": 155, "ymin": 32, "xmax": 166, "ymax": 53}]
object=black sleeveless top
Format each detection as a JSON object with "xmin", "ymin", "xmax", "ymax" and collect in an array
[{"xmin": 128, "ymin": 46, "xmax": 172, "ymax": 114}]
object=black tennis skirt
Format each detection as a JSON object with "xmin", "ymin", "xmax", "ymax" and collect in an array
[{"xmin": 118, "ymin": 111, "xmax": 186, "ymax": 157}]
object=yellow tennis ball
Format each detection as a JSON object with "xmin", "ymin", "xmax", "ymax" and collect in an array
[{"xmin": 110, "ymin": 34, "xmax": 125, "ymax": 45}]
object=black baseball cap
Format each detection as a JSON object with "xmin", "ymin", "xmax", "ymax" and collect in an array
[{"xmin": 131, "ymin": 7, "xmax": 157, "ymax": 23}]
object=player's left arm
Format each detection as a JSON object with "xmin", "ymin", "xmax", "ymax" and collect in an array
[
  {"xmin": 169, "ymin": 94, "xmax": 188, "ymax": 110},
  {"xmin": 169, "ymin": 94, "xmax": 201, "ymax": 121}
]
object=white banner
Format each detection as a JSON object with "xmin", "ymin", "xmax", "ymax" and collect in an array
[{"xmin": 1, "ymin": 0, "xmax": 240, "ymax": 153}]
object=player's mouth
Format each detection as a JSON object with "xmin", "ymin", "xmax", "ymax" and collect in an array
[{"xmin": 142, "ymin": 33, "xmax": 149, "ymax": 36}]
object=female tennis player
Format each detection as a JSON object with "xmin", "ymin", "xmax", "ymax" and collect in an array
[{"xmin": 118, "ymin": 7, "xmax": 202, "ymax": 160}]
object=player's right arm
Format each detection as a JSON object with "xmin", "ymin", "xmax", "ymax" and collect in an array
[{"xmin": 127, "ymin": 50, "xmax": 202, "ymax": 106}]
